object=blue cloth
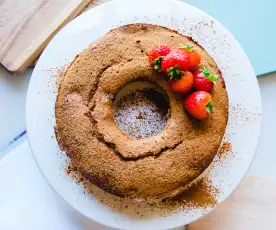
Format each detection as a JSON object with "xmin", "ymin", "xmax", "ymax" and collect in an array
[{"xmin": 182, "ymin": 0, "xmax": 276, "ymax": 76}]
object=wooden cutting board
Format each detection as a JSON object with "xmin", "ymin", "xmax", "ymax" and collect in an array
[
  {"xmin": 0, "ymin": 0, "xmax": 91, "ymax": 72},
  {"xmin": 188, "ymin": 176, "xmax": 276, "ymax": 230}
]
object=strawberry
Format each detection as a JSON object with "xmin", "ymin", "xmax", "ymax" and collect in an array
[
  {"xmin": 168, "ymin": 71, "xmax": 193, "ymax": 94},
  {"xmin": 161, "ymin": 48, "xmax": 190, "ymax": 79},
  {"xmin": 148, "ymin": 45, "xmax": 171, "ymax": 72},
  {"xmin": 193, "ymin": 66, "xmax": 218, "ymax": 92},
  {"xmin": 184, "ymin": 91, "xmax": 214, "ymax": 119},
  {"xmin": 179, "ymin": 45, "xmax": 201, "ymax": 71}
]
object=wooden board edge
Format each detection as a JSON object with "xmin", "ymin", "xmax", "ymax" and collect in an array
[{"xmin": 5, "ymin": 0, "xmax": 91, "ymax": 73}]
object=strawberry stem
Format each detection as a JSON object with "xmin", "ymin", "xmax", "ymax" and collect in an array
[
  {"xmin": 167, "ymin": 65, "xmax": 184, "ymax": 80},
  {"xmin": 152, "ymin": 56, "xmax": 164, "ymax": 72},
  {"xmin": 205, "ymin": 101, "xmax": 214, "ymax": 113},
  {"xmin": 200, "ymin": 66, "xmax": 218, "ymax": 83},
  {"xmin": 179, "ymin": 44, "xmax": 196, "ymax": 51}
]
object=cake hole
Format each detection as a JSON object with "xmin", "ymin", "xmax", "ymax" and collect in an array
[{"xmin": 112, "ymin": 81, "xmax": 170, "ymax": 139}]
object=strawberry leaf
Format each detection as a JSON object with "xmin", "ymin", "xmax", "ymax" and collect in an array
[
  {"xmin": 201, "ymin": 66, "xmax": 218, "ymax": 83},
  {"xmin": 179, "ymin": 44, "xmax": 196, "ymax": 51},
  {"xmin": 167, "ymin": 65, "xmax": 184, "ymax": 80},
  {"xmin": 151, "ymin": 56, "xmax": 164, "ymax": 72},
  {"xmin": 205, "ymin": 101, "xmax": 214, "ymax": 113}
]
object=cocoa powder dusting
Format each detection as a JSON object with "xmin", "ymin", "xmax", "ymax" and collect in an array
[
  {"xmin": 45, "ymin": 64, "xmax": 68, "ymax": 90},
  {"xmin": 217, "ymin": 142, "xmax": 232, "ymax": 160},
  {"xmin": 66, "ymin": 161, "xmax": 219, "ymax": 217},
  {"xmin": 113, "ymin": 85, "xmax": 169, "ymax": 139},
  {"xmin": 163, "ymin": 178, "xmax": 218, "ymax": 209},
  {"xmin": 56, "ymin": 67, "xmax": 66, "ymax": 89}
]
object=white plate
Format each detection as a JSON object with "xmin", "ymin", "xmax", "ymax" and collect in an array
[{"xmin": 26, "ymin": 0, "xmax": 262, "ymax": 229}]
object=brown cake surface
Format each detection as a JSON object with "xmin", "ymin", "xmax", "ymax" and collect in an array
[{"xmin": 55, "ymin": 24, "xmax": 228, "ymax": 199}]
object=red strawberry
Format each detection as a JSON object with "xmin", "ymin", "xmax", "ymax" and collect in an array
[
  {"xmin": 148, "ymin": 45, "xmax": 171, "ymax": 72},
  {"xmin": 193, "ymin": 66, "xmax": 218, "ymax": 92},
  {"xmin": 179, "ymin": 45, "xmax": 201, "ymax": 71},
  {"xmin": 161, "ymin": 49, "xmax": 190, "ymax": 79},
  {"xmin": 184, "ymin": 91, "xmax": 214, "ymax": 119},
  {"xmin": 168, "ymin": 71, "xmax": 193, "ymax": 94}
]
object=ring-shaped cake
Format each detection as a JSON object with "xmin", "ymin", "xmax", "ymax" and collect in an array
[{"xmin": 55, "ymin": 24, "xmax": 228, "ymax": 199}]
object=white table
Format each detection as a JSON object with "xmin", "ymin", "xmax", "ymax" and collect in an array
[
  {"xmin": 0, "ymin": 67, "xmax": 31, "ymax": 152},
  {"xmin": 0, "ymin": 65, "xmax": 275, "ymax": 229}
]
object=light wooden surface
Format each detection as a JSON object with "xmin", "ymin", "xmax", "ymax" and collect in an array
[
  {"xmin": 0, "ymin": 0, "xmax": 91, "ymax": 72},
  {"xmin": 189, "ymin": 176, "xmax": 276, "ymax": 230}
]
